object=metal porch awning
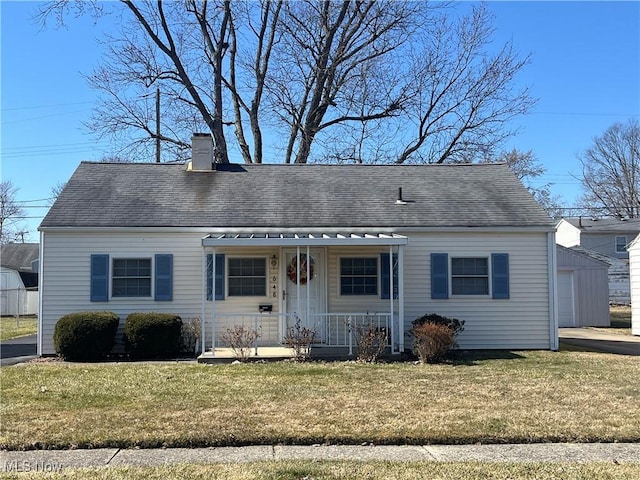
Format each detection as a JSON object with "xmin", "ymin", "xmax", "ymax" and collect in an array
[{"xmin": 202, "ymin": 232, "xmax": 408, "ymax": 247}]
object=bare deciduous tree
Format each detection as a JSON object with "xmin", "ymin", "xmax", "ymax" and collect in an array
[
  {"xmin": 0, "ymin": 181, "xmax": 27, "ymax": 244},
  {"xmin": 494, "ymin": 149, "xmax": 563, "ymax": 219},
  {"xmin": 37, "ymin": 1, "xmax": 534, "ymax": 166},
  {"xmin": 578, "ymin": 119, "xmax": 640, "ymax": 219}
]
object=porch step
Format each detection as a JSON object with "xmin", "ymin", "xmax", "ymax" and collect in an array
[{"xmin": 197, "ymin": 345, "xmax": 358, "ymax": 363}]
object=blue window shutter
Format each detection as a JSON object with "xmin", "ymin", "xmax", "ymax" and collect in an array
[
  {"xmin": 492, "ymin": 253, "xmax": 510, "ymax": 299},
  {"xmin": 90, "ymin": 254, "xmax": 109, "ymax": 302},
  {"xmin": 380, "ymin": 253, "xmax": 398, "ymax": 299},
  {"xmin": 431, "ymin": 253, "xmax": 449, "ymax": 299},
  {"xmin": 207, "ymin": 254, "xmax": 225, "ymax": 301},
  {"xmin": 154, "ymin": 254, "xmax": 173, "ymax": 301}
]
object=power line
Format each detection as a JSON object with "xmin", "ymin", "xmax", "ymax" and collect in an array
[
  {"xmin": 1, "ymin": 109, "xmax": 92, "ymax": 126},
  {"xmin": 0, "ymin": 101, "xmax": 95, "ymax": 112}
]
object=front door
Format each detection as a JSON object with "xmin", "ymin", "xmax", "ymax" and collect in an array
[{"xmin": 284, "ymin": 248, "xmax": 326, "ymax": 339}]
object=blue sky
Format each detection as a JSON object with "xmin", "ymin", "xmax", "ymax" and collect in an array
[{"xmin": 1, "ymin": 1, "xmax": 639, "ymax": 242}]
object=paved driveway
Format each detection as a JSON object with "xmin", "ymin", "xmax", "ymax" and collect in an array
[
  {"xmin": 0, "ymin": 334, "xmax": 37, "ymax": 365},
  {"xmin": 559, "ymin": 328, "xmax": 640, "ymax": 356}
]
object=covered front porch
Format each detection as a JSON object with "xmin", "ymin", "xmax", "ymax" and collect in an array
[{"xmin": 198, "ymin": 231, "xmax": 408, "ymax": 359}]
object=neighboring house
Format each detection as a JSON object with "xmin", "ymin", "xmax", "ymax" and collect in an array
[
  {"xmin": 556, "ymin": 217, "xmax": 640, "ymax": 304},
  {"xmin": 0, "ymin": 243, "xmax": 39, "ymax": 316},
  {"xmin": 38, "ymin": 135, "xmax": 558, "ymax": 357},
  {"xmin": 556, "ymin": 245, "xmax": 609, "ymax": 327},
  {"xmin": 628, "ymin": 235, "xmax": 640, "ymax": 336}
]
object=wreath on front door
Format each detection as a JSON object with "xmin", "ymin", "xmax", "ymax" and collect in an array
[{"xmin": 287, "ymin": 254, "xmax": 315, "ymax": 285}]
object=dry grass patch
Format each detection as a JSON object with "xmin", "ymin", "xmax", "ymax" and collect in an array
[
  {"xmin": 1, "ymin": 351, "xmax": 639, "ymax": 450},
  {"xmin": 0, "ymin": 317, "xmax": 37, "ymax": 341},
  {"xmin": 2, "ymin": 461, "xmax": 640, "ymax": 480},
  {"xmin": 588, "ymin": 305, "xmax": 632, "ymax": 336}
]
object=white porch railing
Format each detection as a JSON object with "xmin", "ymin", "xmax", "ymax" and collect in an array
[
  {"xmin": 212, "ymin": 313, "xmax": 294, "ymax": 349},
  {"xmin": 209, "ymin": 312, "xmax": 392, "ymax": 356},
  {"xmin": 308, "ymin": 313, "xmax": 391, "ymax": 354}
]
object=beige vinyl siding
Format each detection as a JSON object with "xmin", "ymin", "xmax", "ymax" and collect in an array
[
  {"xmin": 40, "ymin": 229, "xmax": 553, "ymax": 354},
  {"xmin": 39, "ymin": 232, "xmax": 279, "ymax": 354},
  {"xmin": 399, "ymin": 232, "xmax": 551, "ymax": 349}
]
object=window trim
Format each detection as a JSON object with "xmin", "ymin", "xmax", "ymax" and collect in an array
[
  {"xmin": 226, "ymin": 255, "xmax": 268, "ymax": 297},
  {"xmin": 450, "ymin": 256, "xmax": 490, "ymax": 297},
  {"xmin": 338, "ymin": 256, "xmax": 379, "ymax": 296},
  {"xmin": 111, "ymin": 256, "xmax": 153, "ymax": 299},
  {"xmin": 615, "ymin": 236, "xmax": 627, "ymax": 253}
]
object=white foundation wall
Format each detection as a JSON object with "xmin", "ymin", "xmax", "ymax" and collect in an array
[{"xmin": 400, "ymin": 232, "xmax": 552, "ymax": 349}]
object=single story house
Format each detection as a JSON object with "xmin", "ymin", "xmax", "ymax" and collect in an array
[
  {"xmin": 38, "ymin": 135, "xmax": 559, "ymax": 356},
  {"xmin": 556, "ymin": 217, "xmax": 640, "ymax": 305},
  {"xmin": 628, "ymin": 235, "xmax": 640, "ymax": 336},
  {"xmin": 0, "ymin": 243, "xmax": 39, "ymax": 316},
  {"xmin": 556, "ymin": 245, "xmax": 609, "ymax": 327}
]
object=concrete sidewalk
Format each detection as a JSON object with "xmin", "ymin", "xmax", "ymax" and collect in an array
[
  {"xmin": 2, "ymin": 443, "xmax": 639, "ymax": 471},
  {"xmin": 559, "ymin": 328, "xmax": 640, "ymax": 355}
]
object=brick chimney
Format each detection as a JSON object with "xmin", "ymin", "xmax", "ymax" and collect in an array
[{"xmin": 191, "ymin": 133, "xmax": 213, "ymax": 171}]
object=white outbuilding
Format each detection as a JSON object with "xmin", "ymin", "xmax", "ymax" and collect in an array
[
  {"xmin": 556, "ymin": 245, "xmax": 610, "ymax": 328},
  {"xmin": 628, "ymin": 235, "xmax": 640, "ymax": 335}
]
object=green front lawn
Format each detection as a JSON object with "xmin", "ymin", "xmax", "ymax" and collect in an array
[
  {"xmin": 3, "ymin": 461, "xmax": 639, "ymax": 480},
  {"xmin": 1, "ymin": 351, "xmax": 638, "ymax": 450},
  {"xmin": 0, "ymin": 316, "xmax": 37, "ymax": 341}
]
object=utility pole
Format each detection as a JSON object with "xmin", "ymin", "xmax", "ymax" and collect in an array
[{"xmin": 155, "ymin": 87, "xmax": 161, "ymax": 163}]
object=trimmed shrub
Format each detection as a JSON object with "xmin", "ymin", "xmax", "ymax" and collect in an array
[
  {"xmin": 124, "ymin": 313, "xmax": 182, "ymax": 359},
  {"xmin": 411, "ymin": 313, "xmax": 465, "ymax": 337},
  {"xmin": 53, "ymin": 311, "xmax": 119, "ymax": 361},
  {"xmin": 411, "ymin": 322, "xmax": 456, "ymax": 364}
]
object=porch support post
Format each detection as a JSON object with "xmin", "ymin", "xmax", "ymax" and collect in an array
[
  {"xmin": 211, "ymin": 246, "xmax": 216, "ymax": 355},
  {"xmin": 306, "ymin": 244, "xmax": 310, "ymax": 331},
  {"xmin": 296, "ymin": 246, "xmax": 301, "ymax": 320},
  {"xmin": 398, "ymin": 244, "xmax": 405, "ymax": 353},
  {"xmin": 389, "ymin": 245, "xmax": 396, "ymax": 354},
  {"xmin": 201, "ymin": 248, "xmax": 207, "ymax": 355}
]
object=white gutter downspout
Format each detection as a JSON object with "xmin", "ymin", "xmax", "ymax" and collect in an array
[
  {"xmin": 306, "ymin": 245, "xmax": 310, "ymax": 332},
  {"xmin": 547, "ymin": 232, "xmax": 559, "ymax": 350},
  {"xmin": 37, "ymin": 231, "xmax": 44, "ymax": 356},
  {"xmin": 296, "ymin": 246, "xmax": 301, "ymax": 322},
  {"xmin": 398, "ymin": 244, "xmax": 405, "ymax": 353},
  {"xmin": 201, "ymin": 249, "xmax": 207, "ymax": 356},
  {"xmin": 211, "ymin": 246, "xmax": 217, "ymax": 355},
  {"xmin": 389, "ymin": 245, "xmax": 395, "ymax": 354}
]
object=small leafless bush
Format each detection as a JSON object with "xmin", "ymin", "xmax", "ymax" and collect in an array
[
  {"xmin": 221, "ymin": 325, "xmax": 261, "ymax": 362},
  {"xmin": 354, "ymin": 319, "xmax": 389, "ymax": 363},
  {"xmin": 411, "ymin": 322, "xmax": 456, "ymax": 364},
  {"xmin": 180, "ymin": 317, "xmax": 201, "ymax": 356},
  {"xmin": 284, "ymin": 316, "xmax": 316, "ymax": 362}
]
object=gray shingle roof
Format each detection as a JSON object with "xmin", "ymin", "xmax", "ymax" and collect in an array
[
  {"xmin": 40, "ymin": 162, "xmax": 554, "ymax": 229},
  {"xmin": 0, "ymin": 243, "xmax": 39, "ymax": 270},
  {"xmin": 562, "ymin": 217, "xmax": 640, "ymax": 234}
]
